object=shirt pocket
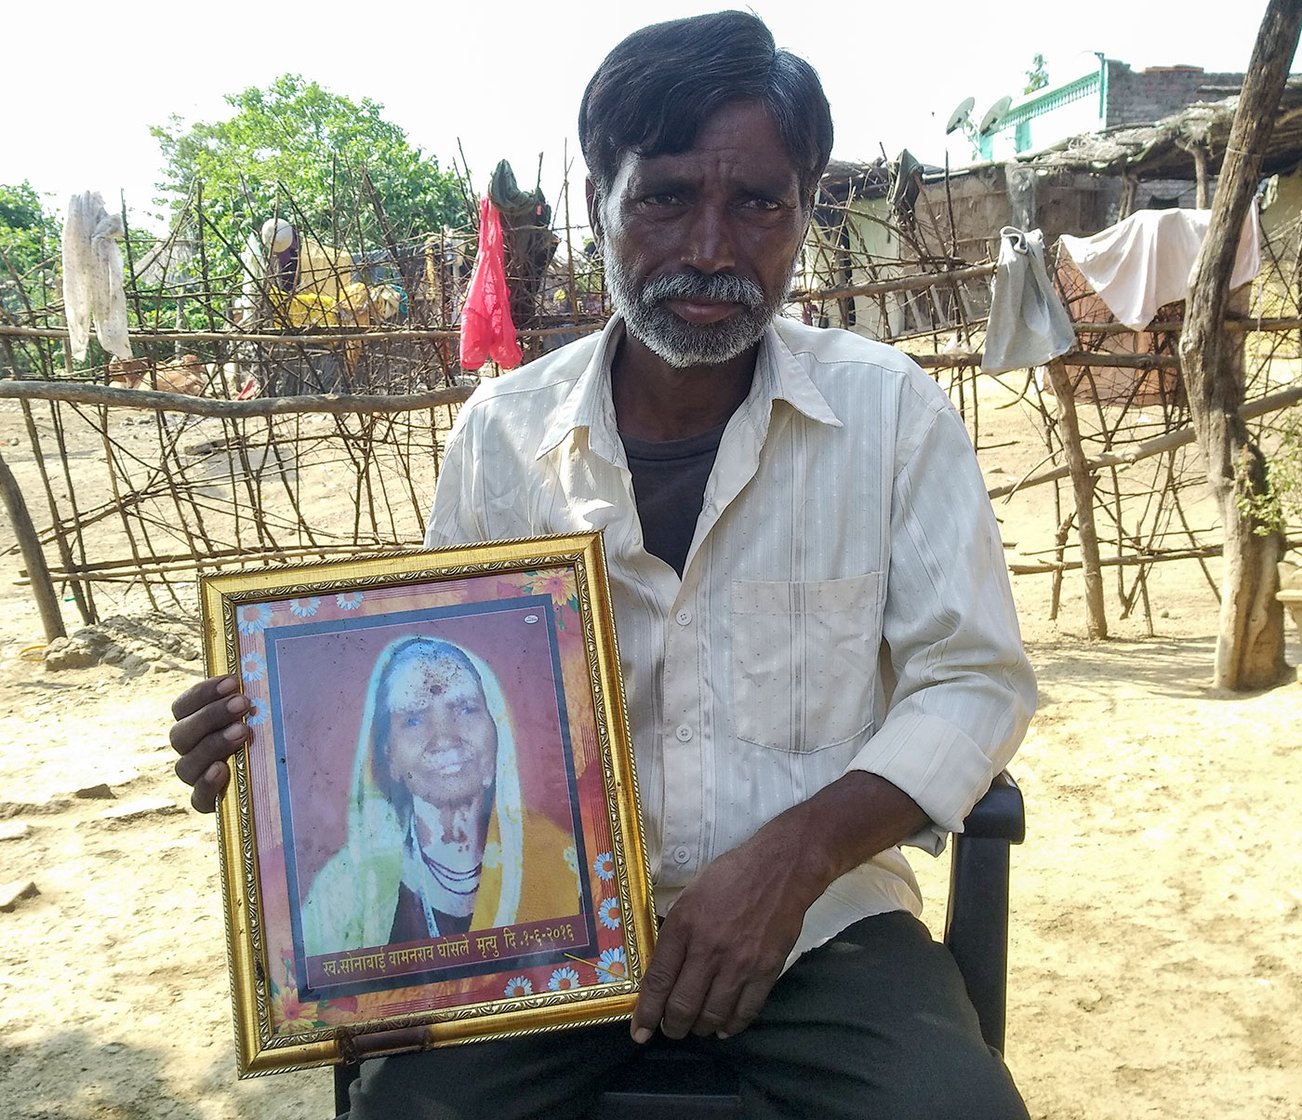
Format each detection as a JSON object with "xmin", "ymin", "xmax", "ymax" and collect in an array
[{"xmin": 730, "ymin": 572, "xmax": 884, "ymax": 752}]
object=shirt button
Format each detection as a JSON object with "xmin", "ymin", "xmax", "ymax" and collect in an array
[
  {"xmin": 673, "ymin": 846, "xmax": 691, "ymax": 865},
  {"xmin": 675, "ymin": 724, "xmax": 693, "ymax": 742},
  {"xmin": 676, "ymin": 608, "xmax": 692, "ymax": 625}
]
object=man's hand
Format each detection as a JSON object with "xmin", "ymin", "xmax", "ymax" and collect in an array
[
  {"xmin": 169, "ymin": 676, "xmax": 251, "ymax": 812},
  {"xmin": 630, "ymin": 771, "xmax": 927, "ymax": 1042},
  {"xmin": 631, "ymin": 819, "xmax": 818, "ymax": 1042}
]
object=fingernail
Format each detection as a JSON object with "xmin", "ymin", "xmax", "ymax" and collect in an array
[
  {"xmin": 716, "ymin": 1031, "xmax": 730, "ymax": 1040},
  {"xmin": 226, "ymin": 695, "xmax": 249, "ymax": 714},
  {"xmin": 216, "ymin": 676, "xmax": 238, "ymax": 695},
  {"xmin": 223, "ymin": 723, "xmax": 247, "ymax": 741},
  {"xmin": 205, "ymin": 763, "xmax": 224, "ymax": 782},
  {"xmin": 631, "ymin": 1027, "xmax": 652, "ymax": 1044}
]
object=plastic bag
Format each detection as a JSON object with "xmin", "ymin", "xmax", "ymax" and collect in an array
[
  {"xmin": 459, "ymin": 198, "xmax": 522, "ymax": 371},
  {"xmin": 981, "ymin": 226, "xmax": 1073, "ymax": 373},
  {"xmin": 62, "ymin": 191, "xmax": 133, "ymax": 361}
]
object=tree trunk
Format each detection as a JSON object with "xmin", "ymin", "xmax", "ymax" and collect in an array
[{"xmin": 1179, "ymin": 0, "xmax": 1302, "ymax": 690}]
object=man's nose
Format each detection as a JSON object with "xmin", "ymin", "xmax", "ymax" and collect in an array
[{"xmin": 681, "ymin": 204, "xmax": 736, "ymax": 274}]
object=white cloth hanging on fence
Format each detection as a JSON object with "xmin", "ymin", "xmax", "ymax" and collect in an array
[
  {"xmin": 1058, "ymin": 207, "xmax": 1261, "ymax": 330},
  {"xmin": 62, "ymin": 191, "xmax": 132, "ymax": 361},
  {"xmin": 981, "ymin": 226, "xmax": 1075, "ymax": 373}
]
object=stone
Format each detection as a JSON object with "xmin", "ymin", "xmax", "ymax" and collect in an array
[
  {"xmin": 0, "ymin": 880, "xmax": 39, "ymax": 912},
  {"xmin": 0, "ymin": 821, "xmax": 31, "ymax": 841},
  {"xmin": 120, "ymin": 653, "xmax": 151, "ymax": 677},
  {"xmin": 74, "ymin": 783, "xmax": 115, "ymax": 800},
  {"xmin": 42, "ymin": 636, "xmax": 100, "ymax": 672}
]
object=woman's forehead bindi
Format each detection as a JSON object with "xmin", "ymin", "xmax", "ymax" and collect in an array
[{"xmin": 388, "ymin": 655, "xmax": 477, "ymax": 708}]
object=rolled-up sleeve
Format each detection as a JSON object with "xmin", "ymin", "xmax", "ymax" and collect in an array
[{"xmin": 846, "ymin": 396, "xmax": 1036, "ymax": 854}]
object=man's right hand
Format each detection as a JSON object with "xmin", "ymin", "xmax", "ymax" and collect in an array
[{"xmin": 169, "ymin": 676, "xmax": 251, "ymax": 812}]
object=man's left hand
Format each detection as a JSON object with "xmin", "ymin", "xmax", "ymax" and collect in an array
[
  {"xmin": 630, "ymin": 816, "xmax": 817, "ymax": 1041},
  {"xmin": 629, "ymin": 770, "xmax": 927, "ymax": 1042}
]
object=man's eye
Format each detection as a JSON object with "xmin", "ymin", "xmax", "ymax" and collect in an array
[
  {"xmin": 640, "ymin": 192, "xmax": 681, "ymax": 207},
  {"xmin": 742, "ymin": 196, "xmax": 782, "ymax": 212}
]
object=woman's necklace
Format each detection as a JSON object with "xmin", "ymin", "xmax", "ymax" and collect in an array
[{"xmin": 420, "ymin": 850, "xmax": 482, "ymax": 896}]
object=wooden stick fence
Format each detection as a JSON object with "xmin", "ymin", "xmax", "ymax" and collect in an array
[{"xmin": 3, "ymin": 168, "xmax": 1301, "ymax": 641}]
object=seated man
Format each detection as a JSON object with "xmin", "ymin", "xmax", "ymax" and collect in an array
[{"xmin": 170, "ymin": 12, "xmax": 1036, "ymax": 1118}]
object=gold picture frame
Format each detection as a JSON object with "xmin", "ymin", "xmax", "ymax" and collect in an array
[{"xmin": 200, "ymin": 532, "xmax": 654, "ymax": 1076}]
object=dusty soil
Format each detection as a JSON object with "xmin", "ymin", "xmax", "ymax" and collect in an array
[{"xmin": 0, "ymin": 377, "xmax": 1299, "ymax": 1120}]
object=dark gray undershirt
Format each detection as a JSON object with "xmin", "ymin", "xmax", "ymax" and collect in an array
[{"xmin": 621, "ymin": 419, "xmax": 728, "ymax": 577}]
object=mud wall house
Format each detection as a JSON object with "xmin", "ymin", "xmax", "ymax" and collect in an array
[
  {"xmin": 803, "ymin": 159, "xmax": 904, "ymax": 338},
  {"xmin": 924, "ymin": 61, "xmax": 1302, "ymax": 257}
]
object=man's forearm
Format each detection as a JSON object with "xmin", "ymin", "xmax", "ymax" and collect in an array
[{"xmin": 769, "ymin": 770, "xmax": 930, "ymax": 904}]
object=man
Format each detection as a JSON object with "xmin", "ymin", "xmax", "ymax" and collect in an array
[
  {"xmin": 300, "ymin": 636, "xmax": 578, "ymax": 957},
  {"xmin": 171, "ymin": 12, "xmax": 1035, "ymax": 1117}
]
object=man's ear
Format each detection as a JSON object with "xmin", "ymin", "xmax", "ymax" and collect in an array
[{"xmin": 585, "ymin": 178, "xmax": 604, "ymax": 248}]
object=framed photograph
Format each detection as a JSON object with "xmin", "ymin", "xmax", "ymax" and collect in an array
[{"xmin": 199, "ymin": 532, "xmax": 655, "ymax": 1077}]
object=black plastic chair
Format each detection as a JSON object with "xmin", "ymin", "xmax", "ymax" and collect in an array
[{"xmin": 332, "ymin": 772, "xmax": 1025, "ymax": 1117}]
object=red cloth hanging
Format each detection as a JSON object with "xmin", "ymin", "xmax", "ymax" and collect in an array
[{"xmin": 459, "ymin": 198, "xmax": 523, "ymax": 370}]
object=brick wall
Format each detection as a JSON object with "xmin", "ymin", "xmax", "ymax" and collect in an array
[{"xmin": 1104, "ymin": 61, "xmax": 1244, "ymax": 127}]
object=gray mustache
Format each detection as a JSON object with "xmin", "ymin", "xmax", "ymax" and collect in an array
[{"xmin": 641, "ymin": 272, "xmax": 765, "ymax": 311}]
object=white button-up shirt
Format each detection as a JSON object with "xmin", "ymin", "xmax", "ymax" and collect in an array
[{"xmin": 425, "ymin": 315, "xmax": 1035, "ymax": 961}]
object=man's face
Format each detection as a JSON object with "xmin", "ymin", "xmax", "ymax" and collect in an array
[
  {"xmin": 383, "ymin": 653, "xmax": 498, "ymax": 810},
  {"xmin": 591, "ymin": 100, "xmax": 809, "ymax": 369}
]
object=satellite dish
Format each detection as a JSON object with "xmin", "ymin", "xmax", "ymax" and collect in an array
[
  {"xmin": 978, "ymin": 95, "xmax": 1013, "ymax": 137},
  {"xmin": 945, "ymin": 96, "xmax": 976, "ymax": 135}
]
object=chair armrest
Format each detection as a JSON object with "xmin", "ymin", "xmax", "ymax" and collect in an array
[
  {"xmin": 943, "ymin": 770, "xmax": 1025, "ymax": 1053},
  {"xmin": 960, "ymin": 770, "xmax": 1025, "ymax": 842}
]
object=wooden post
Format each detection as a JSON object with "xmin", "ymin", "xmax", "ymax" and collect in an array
[
  {"xmin": 0, "ymin": 449, "xmax": 65, "ymax": 643},
  {"xmin": 1045, "ymin": 360, "xmax": 1109, "ymax": 638},
  {"xmin": 1192, "ymin": 145, "xmax": 1211, "ymax": 209},
  {"xmin": 1178, "ymin": 0, "xmax": 1302, "ymax": 690}
]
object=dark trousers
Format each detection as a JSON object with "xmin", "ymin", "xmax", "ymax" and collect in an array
[{"xmin": 345, "ymin": 911, "xmax": 1028, "ymax": 1120}]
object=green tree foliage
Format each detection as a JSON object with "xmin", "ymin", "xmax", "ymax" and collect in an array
[
  {"xmin": 0, "ymin": 181, "xmax": 59, "ymax": 308},
  {"xmin": 151, "ymin": 75, "xmax": 466, "ymax": 281},
  {"xmin": 1024, "ymin": 53, "xmax": 1050, "ymax": 95},
  {"xmin": 0, "ymin": 182, "xmax": 62, "ymax": 372},
  {"xmin": 1243, "ymin": 408, "xmax": 1302, "ymax": 538}
]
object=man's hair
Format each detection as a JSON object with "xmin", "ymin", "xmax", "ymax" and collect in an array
[{"xmin": 579, "ymin": 11, "xmax": 833, "ymax": 206}]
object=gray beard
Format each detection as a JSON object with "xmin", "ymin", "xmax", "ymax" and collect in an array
[{"xmin": 604, "ymin": 254, "xmax": 787, "ymax": 369}]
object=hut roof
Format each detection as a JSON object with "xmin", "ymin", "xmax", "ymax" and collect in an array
[{"xmin": 1010, "ymin": 79, "xmax": 1302, "ymax": 179}]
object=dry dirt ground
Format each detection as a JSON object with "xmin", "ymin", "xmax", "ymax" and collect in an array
[{"xmin": 0, "ymin": 379, "xmax": 1299, "ymax": 1120}]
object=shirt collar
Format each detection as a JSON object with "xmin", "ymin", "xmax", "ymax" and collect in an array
[
  {"xmin": 535, "ymin": 313, "xmax": 842, "ymax": 462},
  {"xmin": 536, "ymin": 316, "xmax": 626, "ymax": 462}
]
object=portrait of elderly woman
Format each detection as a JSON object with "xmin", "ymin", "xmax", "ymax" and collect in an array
[{"xmin": 299, "ymin": 635, "xmax": 581, "ymax": 959}]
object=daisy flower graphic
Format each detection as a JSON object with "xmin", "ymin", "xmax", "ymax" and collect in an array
[
  {"xmin": 236, "ymin": 603, "xmax": 273, "ymax": 634},
  {"xmin": 595, "ymin": 947, "xmax": 627, "ymax": 984},
  {"xmin": 288, "ymin": 597, "xmax": 320, "ymax": 618},
  {"xmin": 593, "ymin": 852, "xmax": 615, "ymax": 882},
  {"xmin": 563, "ymin": 845, "xmax": 579, "ymax": 877},
  {"xmin": 598, "ymin": 897, "xmax": 621, "ymax": 931},
  {"xmin": 270, "ymin": 986, "xmax": 316, "ymax": 1033},
  {"xmin": 527, "ymin": 572, "xmax": 572, "ymax": 602},
  {"xmin": 503, "ymin": 976, "xmax": 533, "ymax": 997},
  {"xmin": 547, "ymin": 966, "xmax": 581, "ymax": 991},
  {"xmin": 240, "ymin": 651, "xmax": 266, "ymax": 684},
  {"xmin": 335, "ymin": 591, "xmax": 364, "ymax": 611},
  {"xmin": 246, "ymin": 705, "xmax": 267, "ymax": 727}
]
